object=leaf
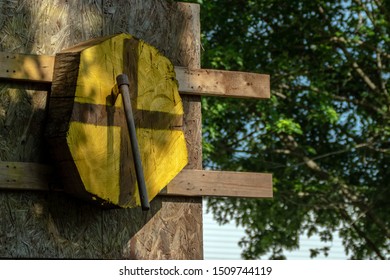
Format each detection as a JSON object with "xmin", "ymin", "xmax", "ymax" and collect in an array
[{"xmin": 274, "ymin": 118, "xmax": 303, "ymax": 135}]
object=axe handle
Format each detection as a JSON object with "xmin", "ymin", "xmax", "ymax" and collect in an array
[{"xmin": 116, "ymin": 74, "xmax": 150, "ymax": 211}]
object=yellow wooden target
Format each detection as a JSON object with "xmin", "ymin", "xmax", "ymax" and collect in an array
[{"xmin": 46, "ymin": 33, "xmax": 188, "ymax": 208}]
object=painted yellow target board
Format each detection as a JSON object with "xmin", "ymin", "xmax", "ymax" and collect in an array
[{"xmin": 45, "ymin": 33, "xmax": 188, "ymax": 208}]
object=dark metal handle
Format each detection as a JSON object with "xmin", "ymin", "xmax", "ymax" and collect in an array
[{"xmin": 116, "ymin": 74, "xmax": 150, "ymax": 211}]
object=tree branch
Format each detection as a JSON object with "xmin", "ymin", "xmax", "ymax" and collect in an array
[
  {"xmin": 272, "ymin": 90, "xmax": 287, "ymax": 99},
  {"xmin": 352, "ymin": 0, "xmax": 378, "ymax": 31},
  {"xmin": 339, "ymin": 183, "xmax": 390, "ymax": 240},
  {"xmin": 366, "ymin": 210, "xmax": 390, "ymax": 240},
  {"xmin": 278, "ymin": 135, "xmax": 390, "ymax": 245},
  {"xmin": 330, "ymin": 25, "xmax": 390, "ymax": 61},
  {"xmin": 376, "ymin": 51, "xmax": 389, "ymax": 96},
  {"xmin": 351, "ymin": 61, "xmax": 378, "ymax": 92},
  {"xmin": 319, "ymin": 4, "xmax": 384, "ymax": 95},
  {"xmin": 340, "ymin": 208, "xmax": 386, "ymax": 259},
  {"xmin": 309, "ymin": 143, "xmax": 371, "ymax": 162},
  {"xmin": 331, "ymin": 94, "xmax": 386, "ymax": 116}
]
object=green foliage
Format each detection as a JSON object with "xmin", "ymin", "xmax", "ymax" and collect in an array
[
  {"xmin": 180, "ymin": 0, "xmax": 390, "ymax": 259},
  {"xmin": 272, "ymin": 119, "xmax": 303, "ymax": 135}
]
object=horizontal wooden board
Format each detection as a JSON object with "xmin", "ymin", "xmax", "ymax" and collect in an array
[
  {"xmin": 175, "ymin": 67, "xmax": 270, "ymax": 99},
  {"xmin": 0, "ymin": 51, "xmax": 270, "ymax": 99},
  {"xmin": 0, "ymin": 52, "xmax": 54, "ymax": 83},
  {"xmin": 0, "ymin": 161, "xmax": 272, "ymax": 198},
  {"xmin": 0, "ymin": 161, "xmax": 53, "ymax": 191},
  {"xmin": 165, "ymin": 169, "xmax": 273, "ymax": 198}
]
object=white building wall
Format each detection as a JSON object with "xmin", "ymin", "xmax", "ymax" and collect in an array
[{"xmin": 203, "ymin": 201, "xmax": 348, "ymax": 260}]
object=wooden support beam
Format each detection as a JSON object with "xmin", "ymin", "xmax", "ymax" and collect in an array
[
  {"xmin": 0, "ymin": 0, "xmax": 206, "ymax": 260},
  {"xmin": 0, "ymin": 161, "xmax": 273, "ymax": 198},
  {"xmin": 0, "ymin": 161, "xmax": 53, "ymax": 191},
  {"xmin": 166, "ymin": 169, "xmax": 273, "ymax": 198},
  {"xmin": 0, "ymin": 51, "xmax": 270, "ymax": 99},
  {"xmin": 175, "ymin": 67, "xmax": 270, "ymax": 99},
  {"xmin": 0, "ymin": 52, "xmax": 54, "ymax": 83}
]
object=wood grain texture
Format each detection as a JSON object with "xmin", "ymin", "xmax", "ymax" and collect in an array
[
  {"xmin": 166, "ymin": 170, "xmax": 273, "ymax": 198},
  {"xmin": 0, "ymin": 52, "xmax": 270, "ymax": 99},
  {"xmin": 0, "ymin": 161, "xmax": 273, "ymax": 198},
  {"xmin": 0, "ymin": 161, "xmax": 53, "ymax": 191},
  {"xmin": 46, "ymin": 34, "xmax": 188, "ymax": 208},
  {"xmin": 106, "ymin": 1, "xmax": 203, "ymax": 260},
  {"xmin": 176, "ymin": 67, "xmax": 270, "ymax": 99},
  {"xmin": 0, "ymin": 52, "xmax": 54, "ymax": 83},
  {"xmin": 0, "ymin": 0, "xmax": 202, "ymax": 259}
]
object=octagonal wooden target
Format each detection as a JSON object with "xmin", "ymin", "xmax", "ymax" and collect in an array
[{"xmin": 45, "ymin": 33, "xmax": 188, "ymax": 208}]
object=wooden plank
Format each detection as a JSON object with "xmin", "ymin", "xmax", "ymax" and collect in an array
[
  {"xmin": 0, "ymin": 162, "xmax": 273, "ymax": 198},
  {"xmin": 0, "ymin": 0, "xmax": 204, "ymax": 260},
  {"xmin": 166, "ymin": 169, "xmax": 273, "ymax": 198},
  {"xmin": 102, "ymin": 1, "xmax": 204, "ymax": 260},
  {"xmin": 175, "ymin": 67, "xmax": 270, "ymax": 99},
  {"xmin": 0, "ymin": 52, "xmax": 54, "ymax": 83},
  {"xmin": 0, "ymin": 51, "xmax": 270, "ymax": 99},
  {"xmin": 0, "ymin": 161, "xmax": 53, "ymax": 191}
]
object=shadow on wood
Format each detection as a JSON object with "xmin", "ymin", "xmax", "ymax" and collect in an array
[{"xmin": 0, "ymin": 1, "xmax": 202, "ymax": 259}]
